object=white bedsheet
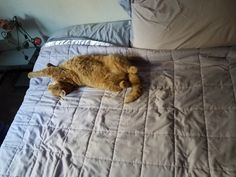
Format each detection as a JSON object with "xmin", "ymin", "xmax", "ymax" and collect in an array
[{"xmin": 1, "ymin": 41, "xmax": 236, "ymax": 177}]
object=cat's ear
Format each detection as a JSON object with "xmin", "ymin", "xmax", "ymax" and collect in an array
[{"xmin": 60, "ymin": 90, "xmax": 66, "ymax": 97}]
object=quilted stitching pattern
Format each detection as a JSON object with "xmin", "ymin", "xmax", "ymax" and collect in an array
[{"xmin": 0, "ymin": 45, "xmax": 236, "ymax": 177}]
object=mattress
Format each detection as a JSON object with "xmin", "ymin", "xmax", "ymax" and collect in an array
[{"xmin": 0, "ymin": 40, "xmax": 236, "ymax": 177}]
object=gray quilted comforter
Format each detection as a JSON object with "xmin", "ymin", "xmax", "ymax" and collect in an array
[{"xmin": 1, "ymin": 40, "xmax": 236, "ymax": 177}]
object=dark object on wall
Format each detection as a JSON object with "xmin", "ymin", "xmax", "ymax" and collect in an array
[{"xmin": 0, "ymin": 16, "xmax": 42, "ymax": 60}]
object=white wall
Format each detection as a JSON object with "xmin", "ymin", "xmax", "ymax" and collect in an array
[{"xmin": 0, "ymin": 0, "xmax": 129, "ymax": 37}]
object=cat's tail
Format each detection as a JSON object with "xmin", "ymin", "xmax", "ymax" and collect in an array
[{"xmin": 124, "ymin": 66, "xmax": 142, "ymax": 103}]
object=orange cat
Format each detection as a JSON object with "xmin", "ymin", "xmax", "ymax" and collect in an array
[{"xmin": 28, "ymin": 55, "xmax": 142, "ymax": 103}]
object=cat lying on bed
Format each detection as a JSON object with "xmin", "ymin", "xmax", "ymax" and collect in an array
[{"xmin": 28, "ymin": 54, "xmax": 142, "ymax": 103}]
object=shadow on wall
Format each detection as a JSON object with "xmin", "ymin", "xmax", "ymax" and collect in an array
[{"xmin": 18, "ymin": 15, "xmax": 49, "ymax": 42}]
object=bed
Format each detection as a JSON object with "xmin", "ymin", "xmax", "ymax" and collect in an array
[{"xmin": 1, "ymin": 1, "xmax": 236, "ymax": 177}]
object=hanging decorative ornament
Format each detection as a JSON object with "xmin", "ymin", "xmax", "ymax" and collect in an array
[
  {"xmin": 23, "ymin": 41, "xmax": 29, "ymax": 49},
  {"xmin": 1, "ymin": 16, "xmax": 42, "ymax": 60},
  {"xmin": 0, "ymin": 19, "xmax": 15, "ymax": 30},
  {"xmin": 33, "ymin": 37, "xmax": 42, "ymax": 46}
]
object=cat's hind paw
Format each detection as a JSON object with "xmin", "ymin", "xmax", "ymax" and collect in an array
[
  {"xmin": 119, "ymin": 80, "xmax": 130, "ymax": 89},
  {"xmin": 128, "ymin": 66, "xmax": 138, "ymax": 74}
]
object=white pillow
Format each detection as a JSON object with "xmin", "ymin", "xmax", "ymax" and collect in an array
[
  {"xmin": 48, "ymin": 20, "xmax": 131, "ymax": 47},
  {"xmin": 132, "ymin": 0, "xmax": 236, "ymax": 50}
]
